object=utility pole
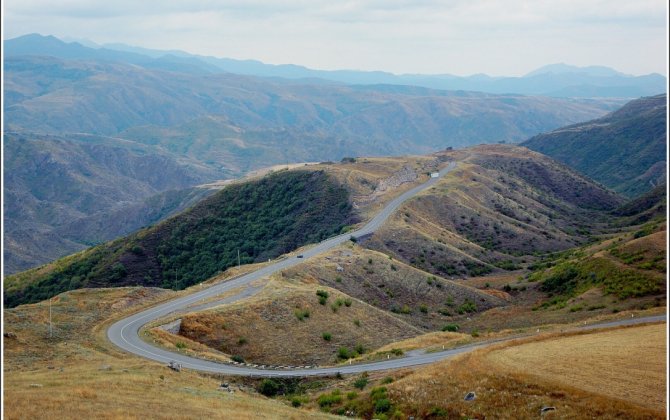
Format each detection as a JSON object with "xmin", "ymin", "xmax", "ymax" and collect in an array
[{"xmin": 49, "ymin": 296, "xmax": 53, "ymax": 339}]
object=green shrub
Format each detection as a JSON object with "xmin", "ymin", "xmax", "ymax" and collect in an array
[
  {"xmin": 175, "ymin": 341, "xmax": 187, "ymax": 349},
  {"xmin": 338, "ymin": 347, "xmax": 352, "ymax": 360},
  {"xmin": 441, "ymin": 323, "xmax": 459, "ymax": 332},
  {"xmin": 231, "ymin": 355, "xmax": 245, "ymax": 363},
  {"xmin": 419, "ymin": 304, "xmax": 428, "ymax": 313},
  {"xmin": 354, "ymin": 343, "xmax": 365, "ymax": 355},
  {"xmin": 317, "ymin": 290, "xmax": 330, "ymax": 305},
  {"xmin": 428, "ymin": 407, "xmax": 449, "ymax": 417},
  {"xmin": 322, "ymin": 332, "xmax": 332, "ymax": 341},
  {"xmin": 258, "ymin": 379, "xmax": 280, "ymax": 397},
  {"xmin": 317, "ymin": 390, "xmax": 342, "ymax": 409},
  {"xmin": 381, "ymin": 377, "xmax": 394, "ymax": 384},
  {"xmin": 457, "ymin": 299, "xmax": 477, "ymax": 314},
  {"xmin": 353, "ymin": 377, "xmax": 369, "ymax": 390},
  {"xmin": 375, "ymin": 398, "xmax": 391, "ymax": 414},
  {"xmin": 344, "ymin": 298, "xmax": 352, "ymax": 307},
  {"xmin": 294, "ymin": 308, "xmax": 310, "ymax": 321},
  {"xmin": 541, "ymin": 264, "xmax": 579, "ymax": 294},
  {"xmin": 353, "ymin": 319, "xmax": 361, "ymax": 327}
]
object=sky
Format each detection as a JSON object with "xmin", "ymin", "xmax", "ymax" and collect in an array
[{"xmin": 3, "ymin": 0, "xmax": 668, "ymax": 76}]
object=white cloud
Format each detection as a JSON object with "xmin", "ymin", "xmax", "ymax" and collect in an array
[{"xmin": 3, "ymin": 0, "xmax": 667, "ymax": 75}]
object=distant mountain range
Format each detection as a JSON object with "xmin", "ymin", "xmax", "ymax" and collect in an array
[
  {"xmin": 5, "ymin": 33, "xmax": 666, "ymax": 98},
  {"xmin": 522, "ymin": 94, "xmax": 667, "ymax": 197},
  {"xmin": 3, "ymin": 33, "xmax": 665, "ymax": 275}
]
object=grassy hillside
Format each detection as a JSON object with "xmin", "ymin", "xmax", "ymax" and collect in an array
[
  {"xmin": 177, "ymin": 281, "xmax": 421, "ymax": 366},
  {"xmin": 4, "ymin": 170, "xmax": 355, "ymax": 307},
  {"xmin": 522, "ymin": 94, "xmax": 667, "ymax": 197},
  {"xmin": 612, "ymin": 184, "xmax": 666, "ymax": 225},
  {"xmin": 365, "ymin": 145, "xmax": 623, "ymax": 279},
  {"xmin": 532, "ymin": 219, "xmax": 666, "ymax": 310},
  {"xmin": 281, "ymin": 246, "xmax": 506, "ymax": 331}
]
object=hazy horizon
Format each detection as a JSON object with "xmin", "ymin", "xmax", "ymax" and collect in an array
[
  {"xmin": 3, "ymin": 1, "xmax": 668, "ymax": 77},
  {"xmin": 4, "ymin": 31, "xmax": 668, "ymax": 79}
]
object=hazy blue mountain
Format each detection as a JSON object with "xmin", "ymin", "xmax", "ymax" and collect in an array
[
  {"xmin": 524, "ymin": 63, "xmax": 626, "ymax": 77},
  {"xmin": 5, "ymin": 55, "xmax": 622, "ymax": 147},
  {"xmin": 522, "ymin": 94, "xmax": 667, "ymax": 197},
  {"xmin": 3, "ymin": 132, "xmax": 224, "ymax": 273},
  {"xmin": 5, "ymin": 34, "xmax": 665, "ymax": 98},
  {"xmin": 4, "ymin": 33, "xmax": 219, "ymax": 74}
]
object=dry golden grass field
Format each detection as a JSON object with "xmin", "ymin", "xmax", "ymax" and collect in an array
[
  {"xmin": 487, "ymin": 323, "xmax": 667, "ymax": 412},
  {"xmin": 3, "ymin": 287, "xmax": 336, "ymax": 420},
  {"xmin": 368, "ymin": 323, "xmax": 667, "ymax": 419}
]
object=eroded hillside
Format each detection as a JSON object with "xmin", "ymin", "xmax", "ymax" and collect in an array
[{"xmin": 365, "ymin": 145, "xmax": 623, "ymax": 278}]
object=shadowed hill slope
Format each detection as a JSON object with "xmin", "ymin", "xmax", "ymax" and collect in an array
[{"xmin": 522, "ymin": 94, "xmax": 667, "ymax": 197}]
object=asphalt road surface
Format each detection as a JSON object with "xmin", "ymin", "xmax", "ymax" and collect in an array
[{"xmin": 107, "ymin": 162, "xmax": 666, "ymax": 377}]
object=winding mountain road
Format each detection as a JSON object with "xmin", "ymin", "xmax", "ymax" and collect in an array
[{"xmin": 107, "ymin": 161, "xmax": 666, "ymax": 377}]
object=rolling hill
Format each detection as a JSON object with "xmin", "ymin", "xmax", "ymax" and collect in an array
[
  {"xmin": 4, "ymin": 51, "xmax": 627, "ymax": 273},
  {"xmin": 522, "ymin": 94, "xmax": 667, "ymax": 197},
  {"xmin": 364, "ymin": 145, "xmax": 624, "ymax": 279},
  {"xmin": 4, "ymin": 169, "xmax": 355, "ymax": 307},
  {"xmin": 5, "ymin": 145, "xmax": 632, "ymax": 308},
  {"xmin": 5, "ymin": 55, "xmax": 620, "ymax": 148}
]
